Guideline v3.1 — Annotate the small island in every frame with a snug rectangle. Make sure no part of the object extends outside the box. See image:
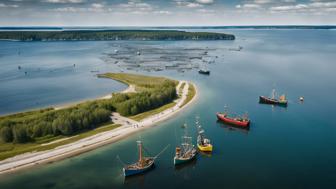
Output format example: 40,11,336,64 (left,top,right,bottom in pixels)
0,30,235,41
0,73,197,174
